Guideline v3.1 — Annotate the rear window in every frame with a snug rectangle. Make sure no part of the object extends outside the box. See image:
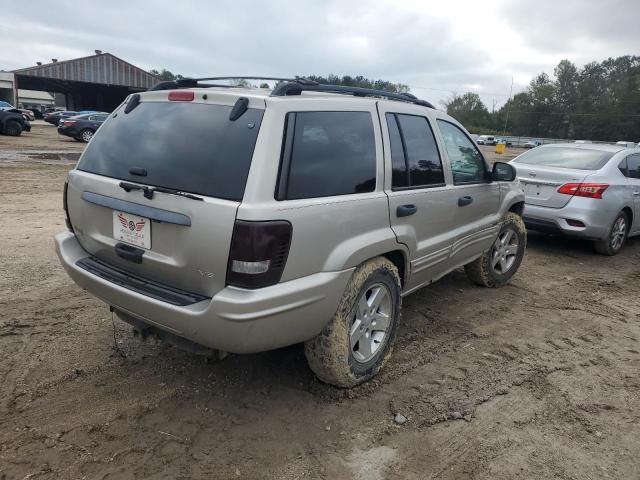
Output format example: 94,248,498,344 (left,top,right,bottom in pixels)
513,147,614,170
77,101,263,201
